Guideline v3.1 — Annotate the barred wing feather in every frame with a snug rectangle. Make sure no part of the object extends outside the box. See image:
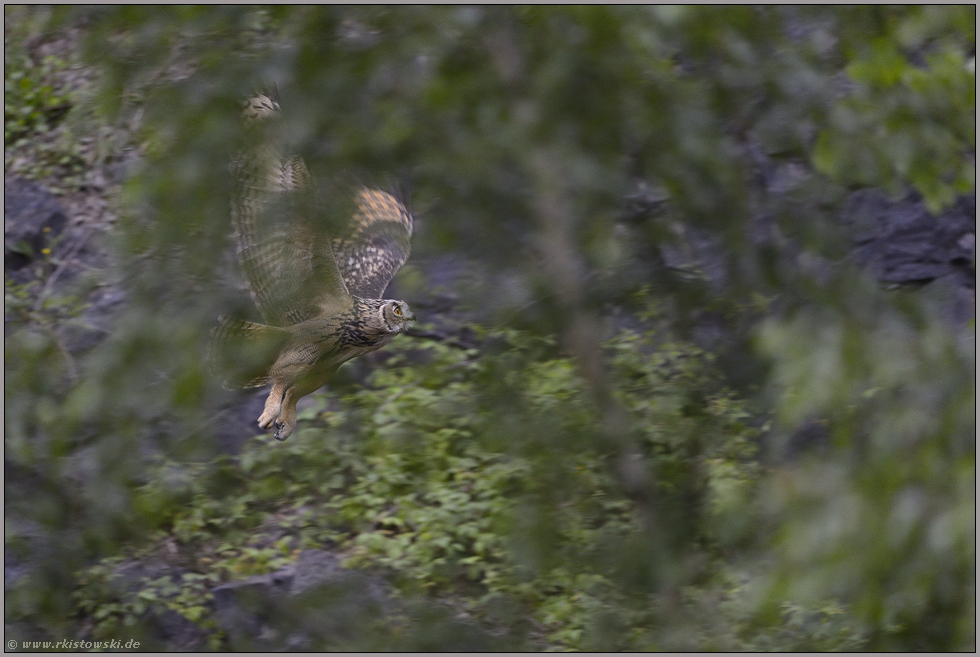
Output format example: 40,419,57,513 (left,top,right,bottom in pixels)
333,188,413,299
